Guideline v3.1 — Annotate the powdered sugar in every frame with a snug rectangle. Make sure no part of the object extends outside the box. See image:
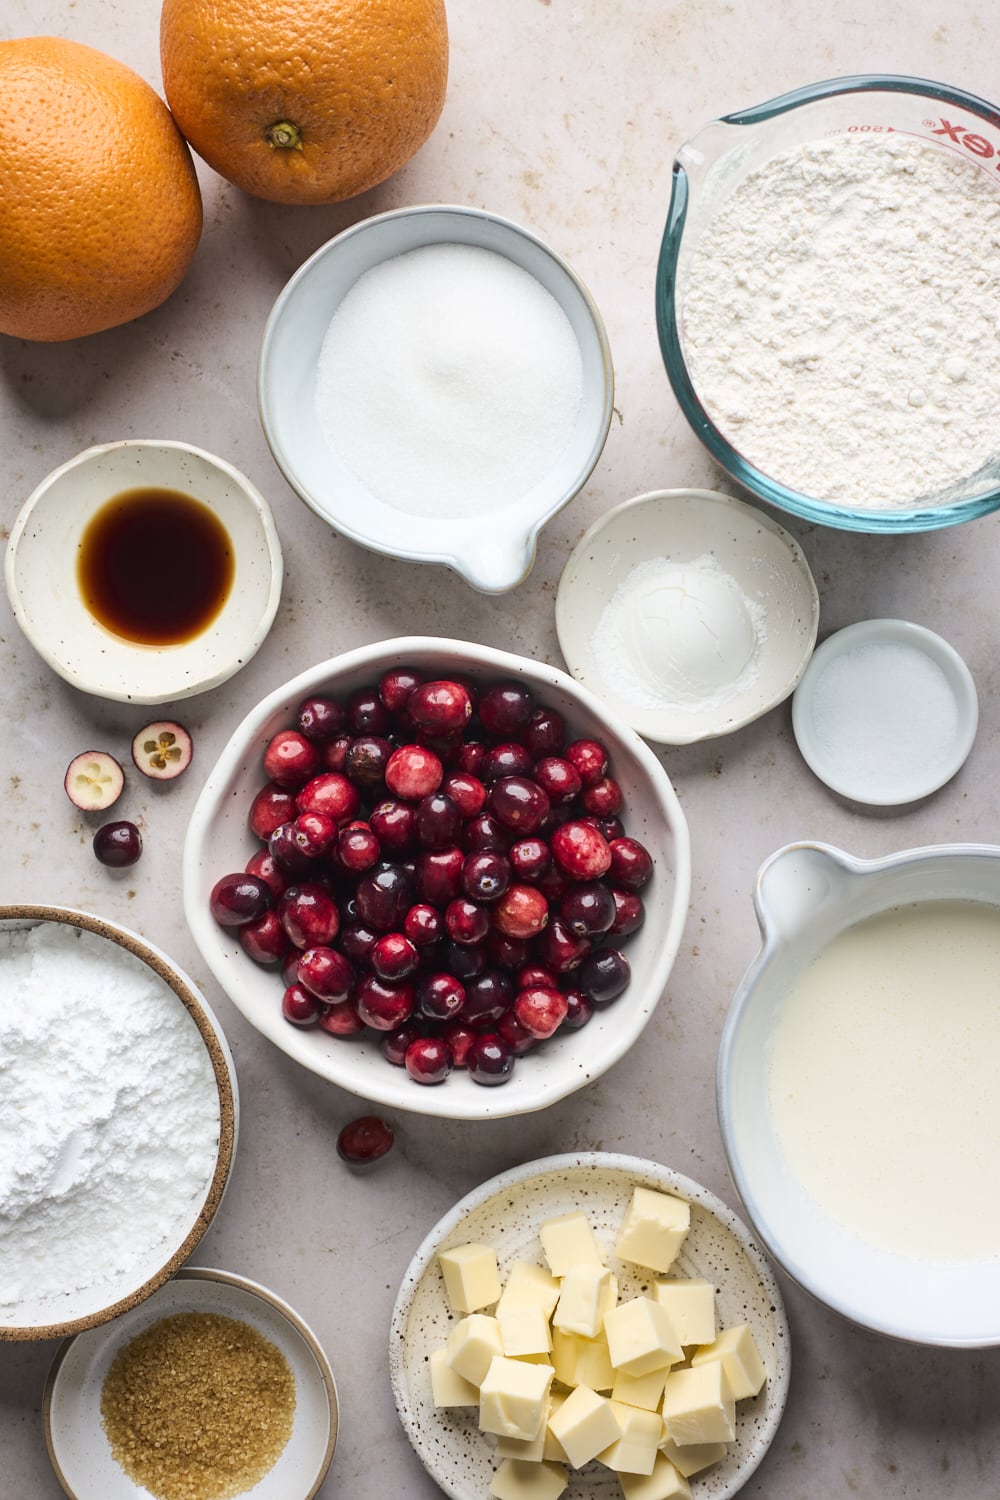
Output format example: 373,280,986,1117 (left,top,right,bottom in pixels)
682,134,1000,507
0,921,220,1315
